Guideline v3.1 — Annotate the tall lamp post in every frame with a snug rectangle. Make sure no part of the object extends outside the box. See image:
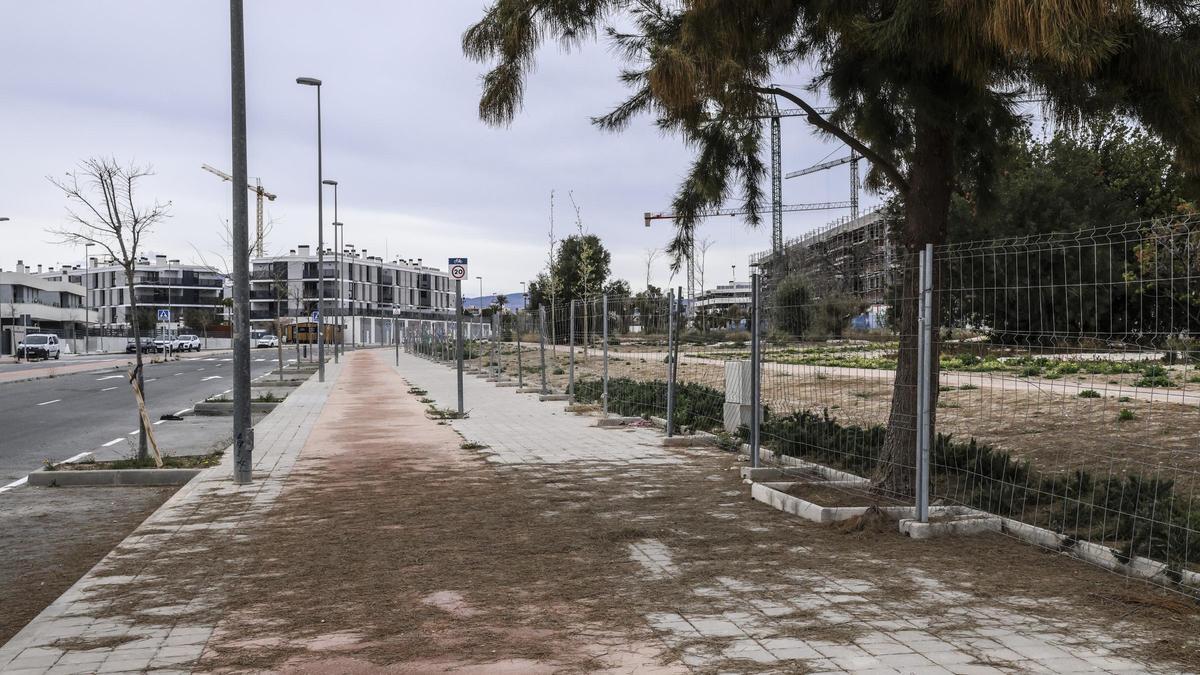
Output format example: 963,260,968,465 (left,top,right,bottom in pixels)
332,220,344,357
84,243,94,354
296,76,326,382
322,179,339,363
231,0,254,483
